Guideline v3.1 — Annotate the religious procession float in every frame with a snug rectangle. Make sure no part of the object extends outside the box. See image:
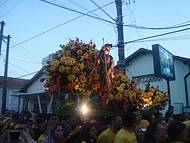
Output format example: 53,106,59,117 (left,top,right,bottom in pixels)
43,38,168,116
